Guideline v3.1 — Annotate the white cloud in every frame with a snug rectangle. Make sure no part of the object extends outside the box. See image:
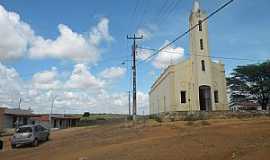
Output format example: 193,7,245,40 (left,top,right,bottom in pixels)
89,17,113,45
0,5,34,60
0,62,150,114
136,28,152,40
32,67,61,90
99,66,126,79
137,49,151,61
0,5,113,63
137,91,149,115
152,40,184,69
0,62,22,106
65,64,104,90
29,23,103,63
